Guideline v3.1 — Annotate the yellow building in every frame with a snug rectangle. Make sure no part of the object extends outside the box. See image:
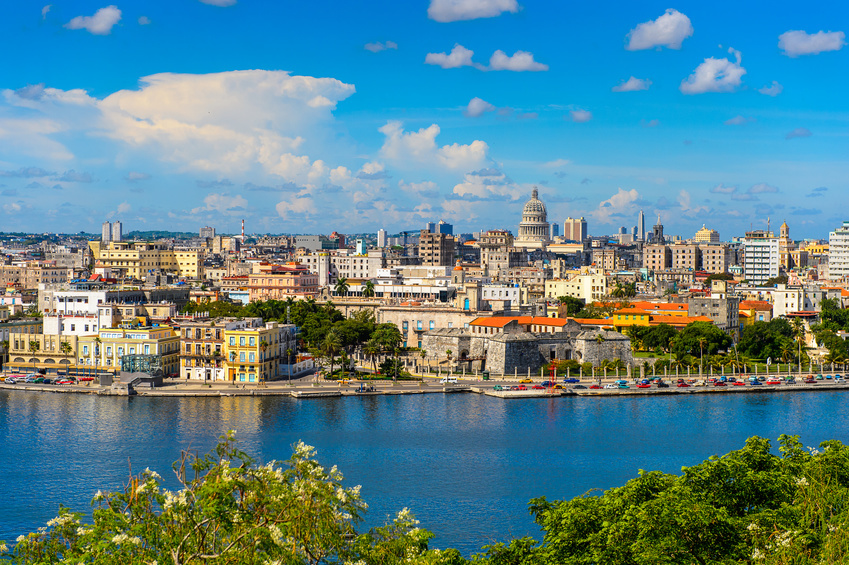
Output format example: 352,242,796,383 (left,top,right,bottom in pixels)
611,308,651,331
89,241,203,280
223,322,288,384
78,325,180,376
